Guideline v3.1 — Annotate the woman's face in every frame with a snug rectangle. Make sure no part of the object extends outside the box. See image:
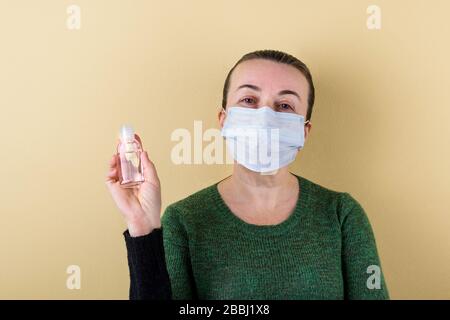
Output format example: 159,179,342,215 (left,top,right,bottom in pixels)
219,58,312,139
